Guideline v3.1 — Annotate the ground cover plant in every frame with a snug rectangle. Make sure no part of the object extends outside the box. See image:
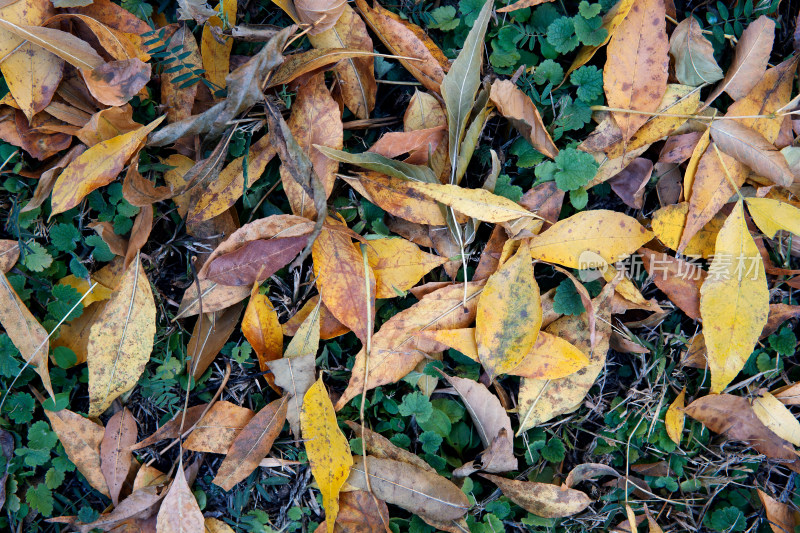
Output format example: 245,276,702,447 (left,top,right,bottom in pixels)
0,0,800,531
